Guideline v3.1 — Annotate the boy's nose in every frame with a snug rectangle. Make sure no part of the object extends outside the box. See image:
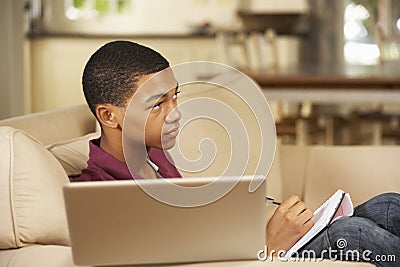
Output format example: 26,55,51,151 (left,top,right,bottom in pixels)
166,107,181,124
